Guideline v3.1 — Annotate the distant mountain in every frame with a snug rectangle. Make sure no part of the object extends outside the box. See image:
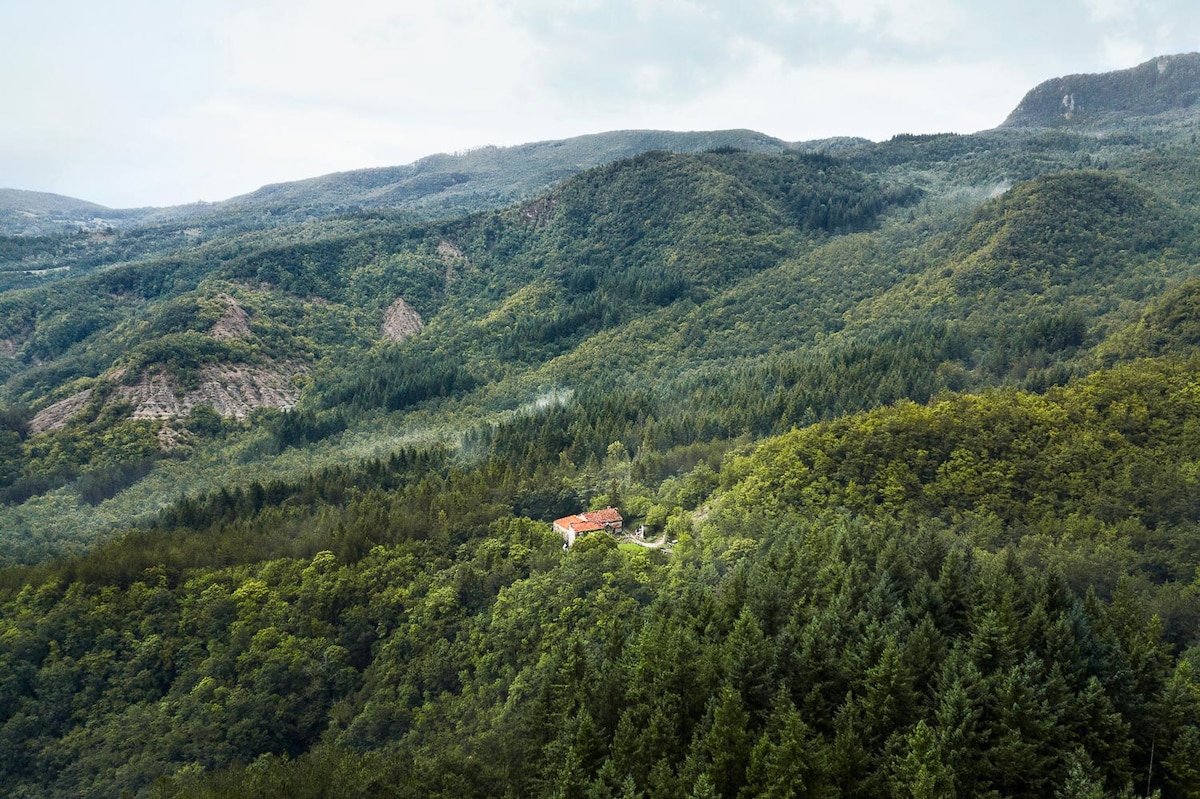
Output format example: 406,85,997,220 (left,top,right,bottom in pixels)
1001,52,1200,129
5,54,1200,555
228,130,790,206
8,56,1200,799
2,130,867,238
11,53,1200,240
144,129,811,230
0,189,147,236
